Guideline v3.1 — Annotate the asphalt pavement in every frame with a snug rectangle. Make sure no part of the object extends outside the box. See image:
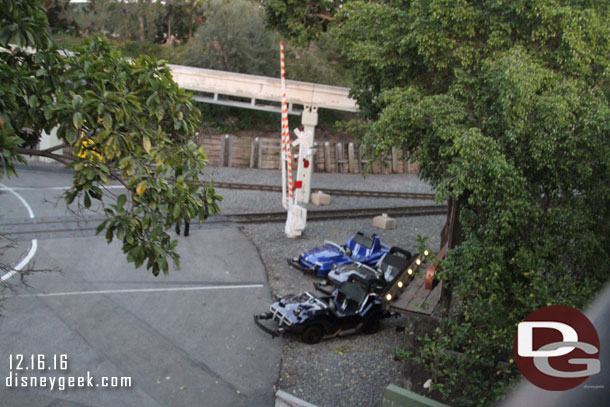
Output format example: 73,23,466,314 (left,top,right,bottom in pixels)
0,165,282,407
